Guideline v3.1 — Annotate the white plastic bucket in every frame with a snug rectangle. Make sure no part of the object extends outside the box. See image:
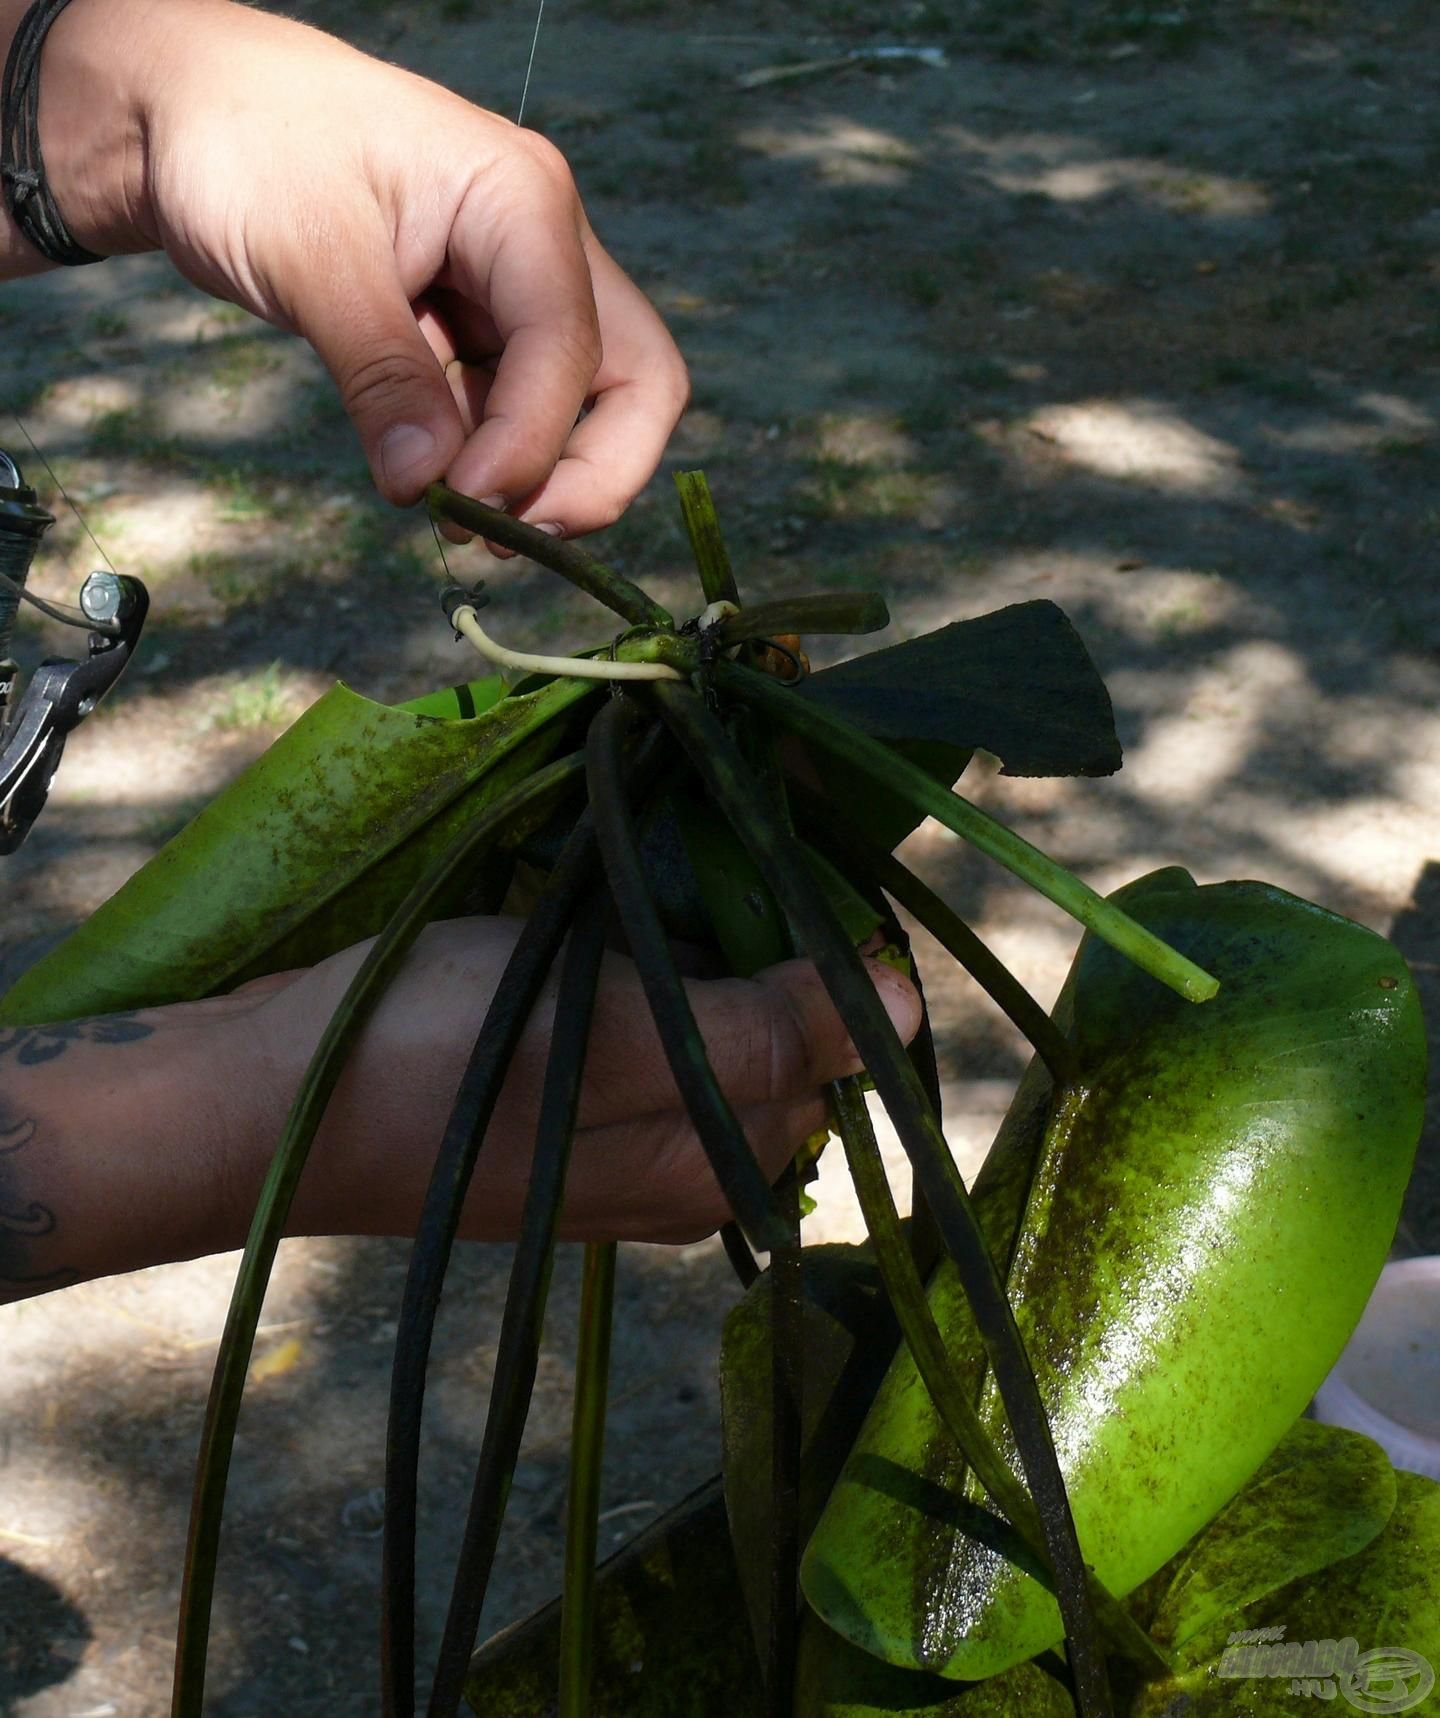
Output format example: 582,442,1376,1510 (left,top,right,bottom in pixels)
1312,1255,1440,1481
